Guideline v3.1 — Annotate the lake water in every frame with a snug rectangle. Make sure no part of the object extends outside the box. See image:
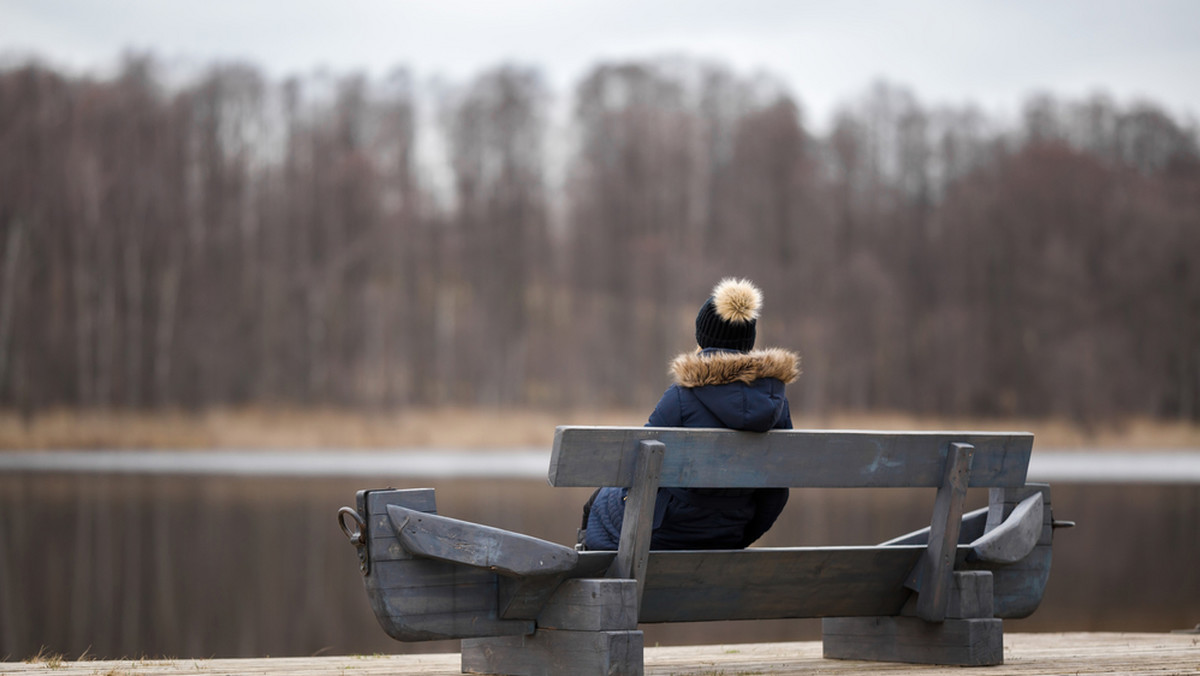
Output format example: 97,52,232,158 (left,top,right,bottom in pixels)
4,448,1199,482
